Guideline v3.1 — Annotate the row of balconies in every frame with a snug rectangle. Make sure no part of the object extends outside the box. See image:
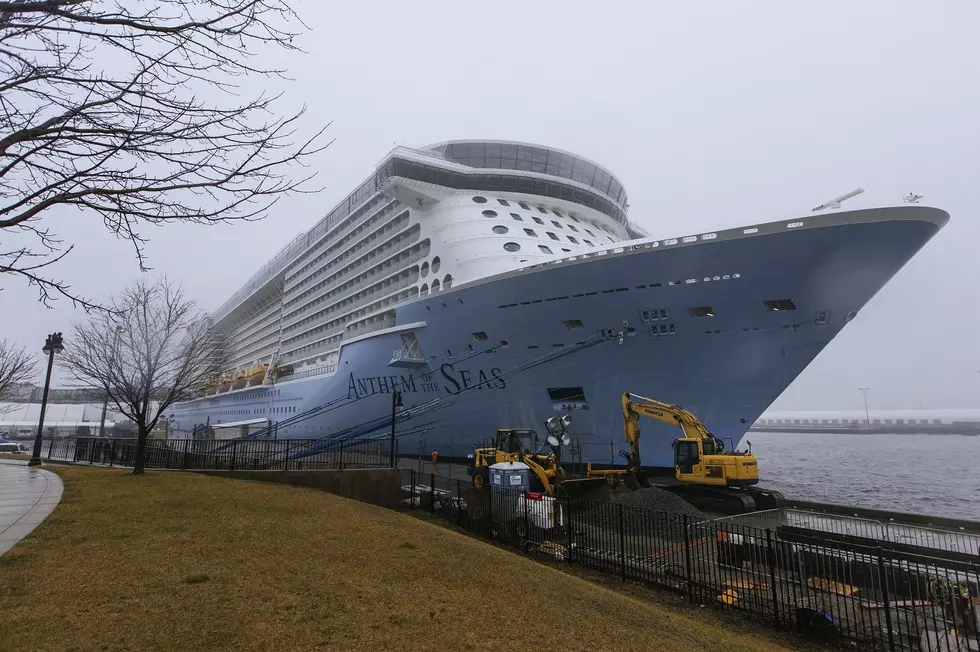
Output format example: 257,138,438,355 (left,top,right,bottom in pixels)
286,191,388,281
282,226,422,323
285,203,404,292
280,270,419,354
282,248,424,335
